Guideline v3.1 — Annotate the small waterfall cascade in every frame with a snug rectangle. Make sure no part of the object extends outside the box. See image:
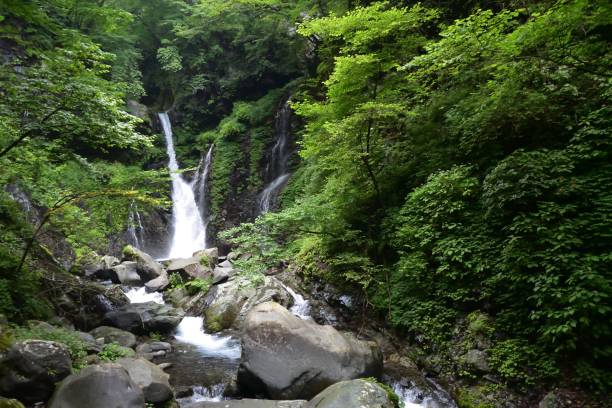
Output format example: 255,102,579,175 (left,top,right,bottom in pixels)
159,112,207,259
258,99,293,214
174,316,241,359
192,144,214,246
127,201,146,250
279,282,311,319
124,287,165,304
